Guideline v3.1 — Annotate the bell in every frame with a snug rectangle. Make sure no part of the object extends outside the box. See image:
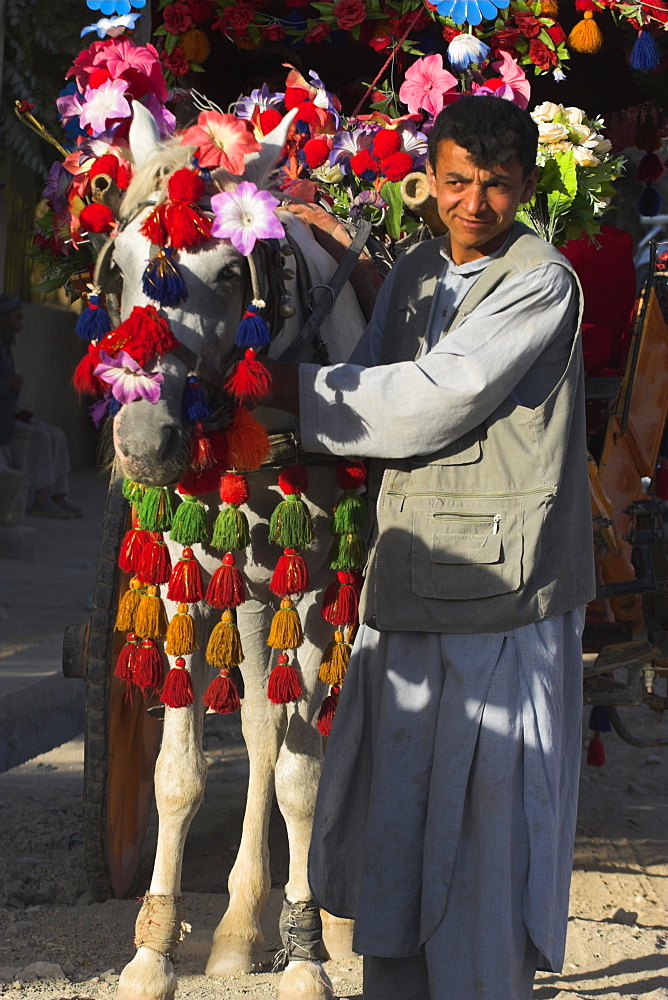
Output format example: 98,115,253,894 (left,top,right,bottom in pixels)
280,296,296,318
281,245,294,257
